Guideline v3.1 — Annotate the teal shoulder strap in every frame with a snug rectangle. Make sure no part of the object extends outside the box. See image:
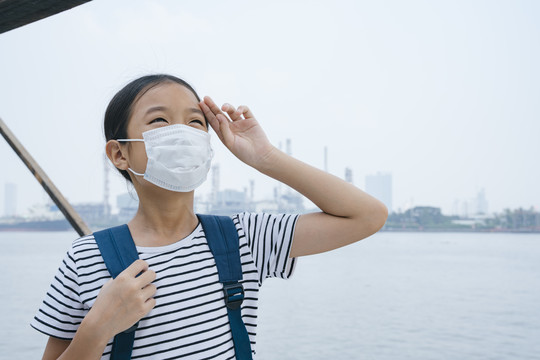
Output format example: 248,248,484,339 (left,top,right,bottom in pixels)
197,214,253,360
94,225,139,360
